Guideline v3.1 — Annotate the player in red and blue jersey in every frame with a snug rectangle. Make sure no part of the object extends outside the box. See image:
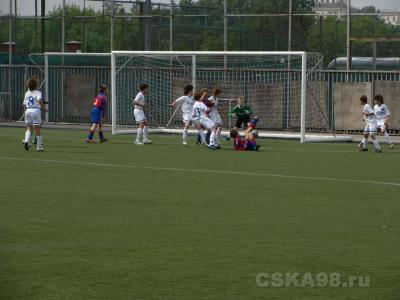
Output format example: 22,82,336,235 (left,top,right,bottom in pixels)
229,116,261,151
87,84,108,143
